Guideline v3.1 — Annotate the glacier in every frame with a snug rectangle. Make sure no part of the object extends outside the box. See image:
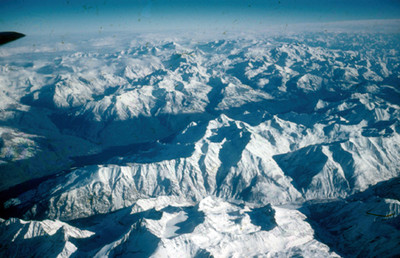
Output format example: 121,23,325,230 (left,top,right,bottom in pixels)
0,31,400,257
